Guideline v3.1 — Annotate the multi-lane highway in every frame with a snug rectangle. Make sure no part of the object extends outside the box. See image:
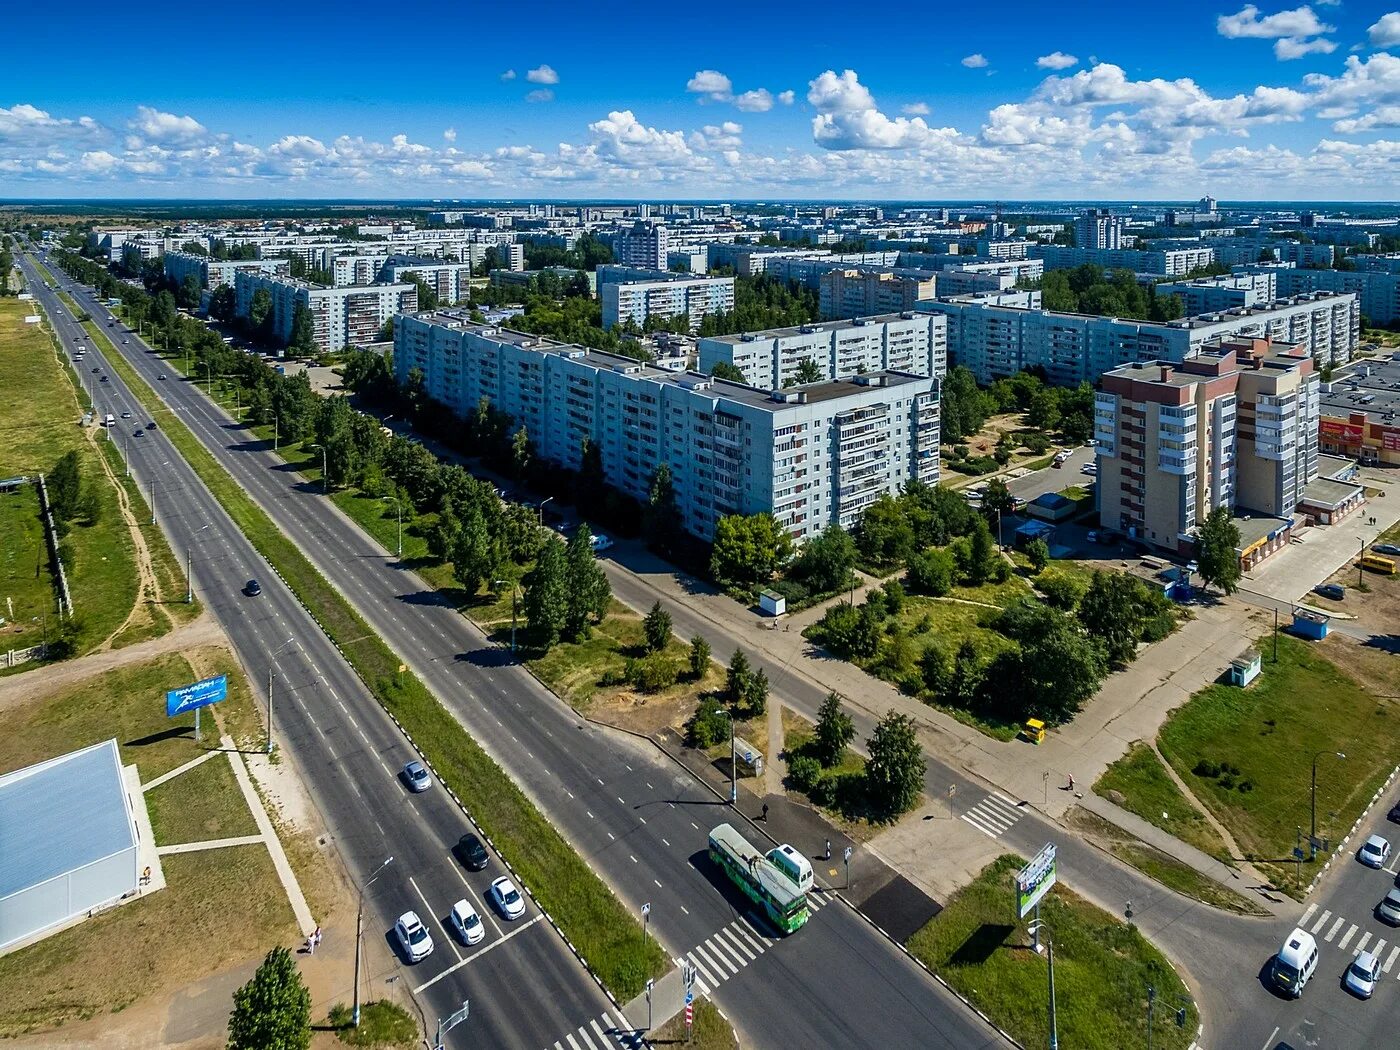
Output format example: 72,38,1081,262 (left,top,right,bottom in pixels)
21,253,622,1050
32,253,1011,1049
